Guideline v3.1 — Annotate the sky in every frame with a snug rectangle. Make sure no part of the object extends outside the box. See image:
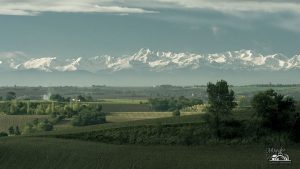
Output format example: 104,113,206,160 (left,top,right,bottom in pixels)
1,0,300,58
